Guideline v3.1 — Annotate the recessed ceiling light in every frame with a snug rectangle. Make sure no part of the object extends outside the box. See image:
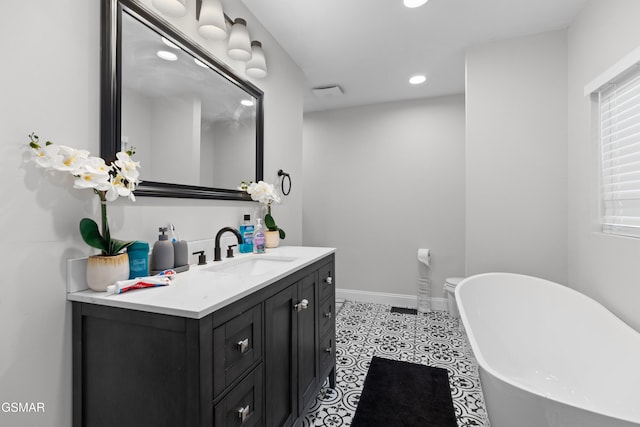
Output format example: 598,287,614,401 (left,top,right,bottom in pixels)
194,58,209,68
404,0,429,8
157,50,178,61
161,37,179,49
241,99,254,107
409,74,427,85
